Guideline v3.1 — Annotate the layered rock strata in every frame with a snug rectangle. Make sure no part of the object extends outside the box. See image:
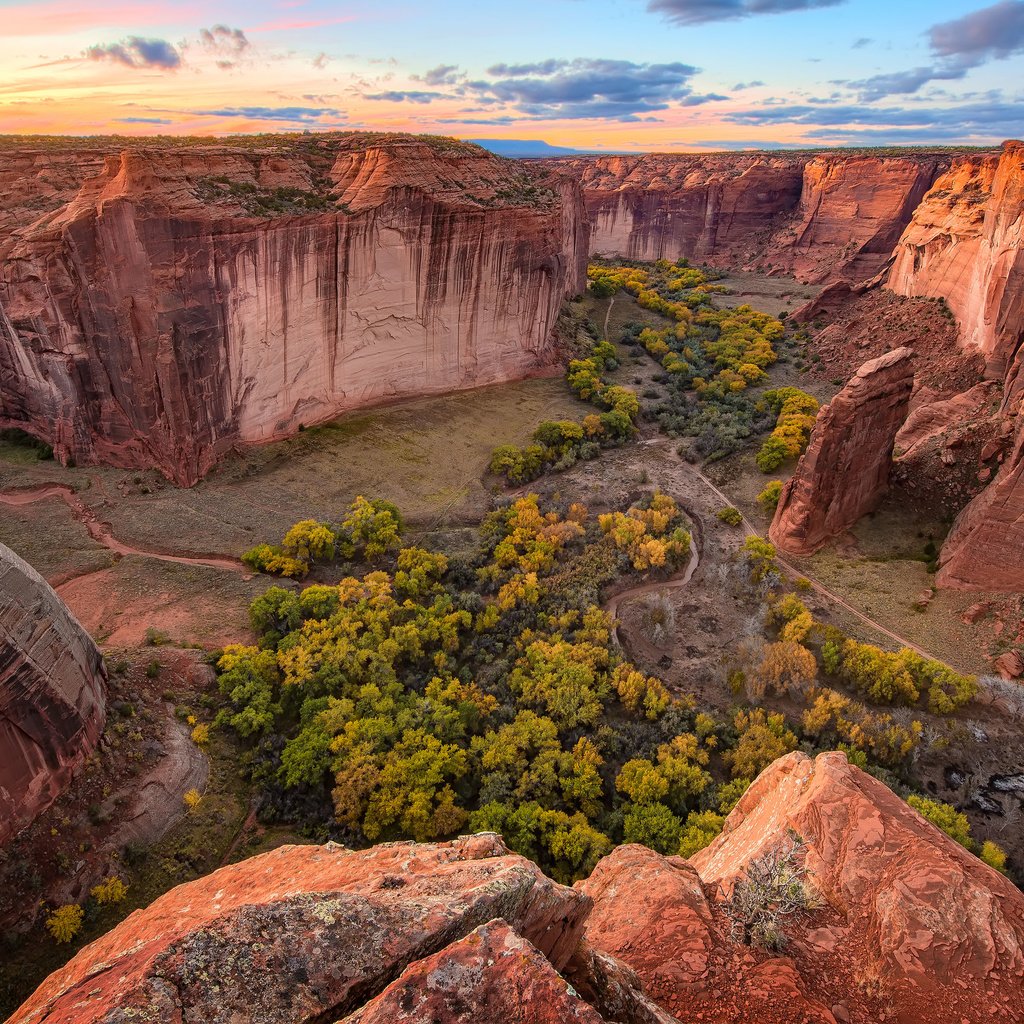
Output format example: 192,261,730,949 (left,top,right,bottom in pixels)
888,141,1024,397
0,542,106,845
12,752,1024,1024
0,135,588,485
770,347,916,555
547,151,950,283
